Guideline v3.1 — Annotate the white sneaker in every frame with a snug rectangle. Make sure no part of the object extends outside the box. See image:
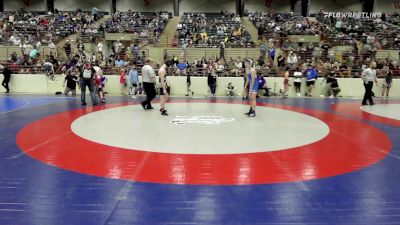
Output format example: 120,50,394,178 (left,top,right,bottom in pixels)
329,95,334,98
132,96,137,99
